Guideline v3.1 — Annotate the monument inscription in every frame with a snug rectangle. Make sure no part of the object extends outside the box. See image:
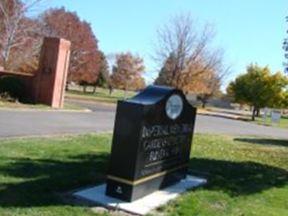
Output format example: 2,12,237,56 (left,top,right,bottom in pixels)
106,85,197,202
